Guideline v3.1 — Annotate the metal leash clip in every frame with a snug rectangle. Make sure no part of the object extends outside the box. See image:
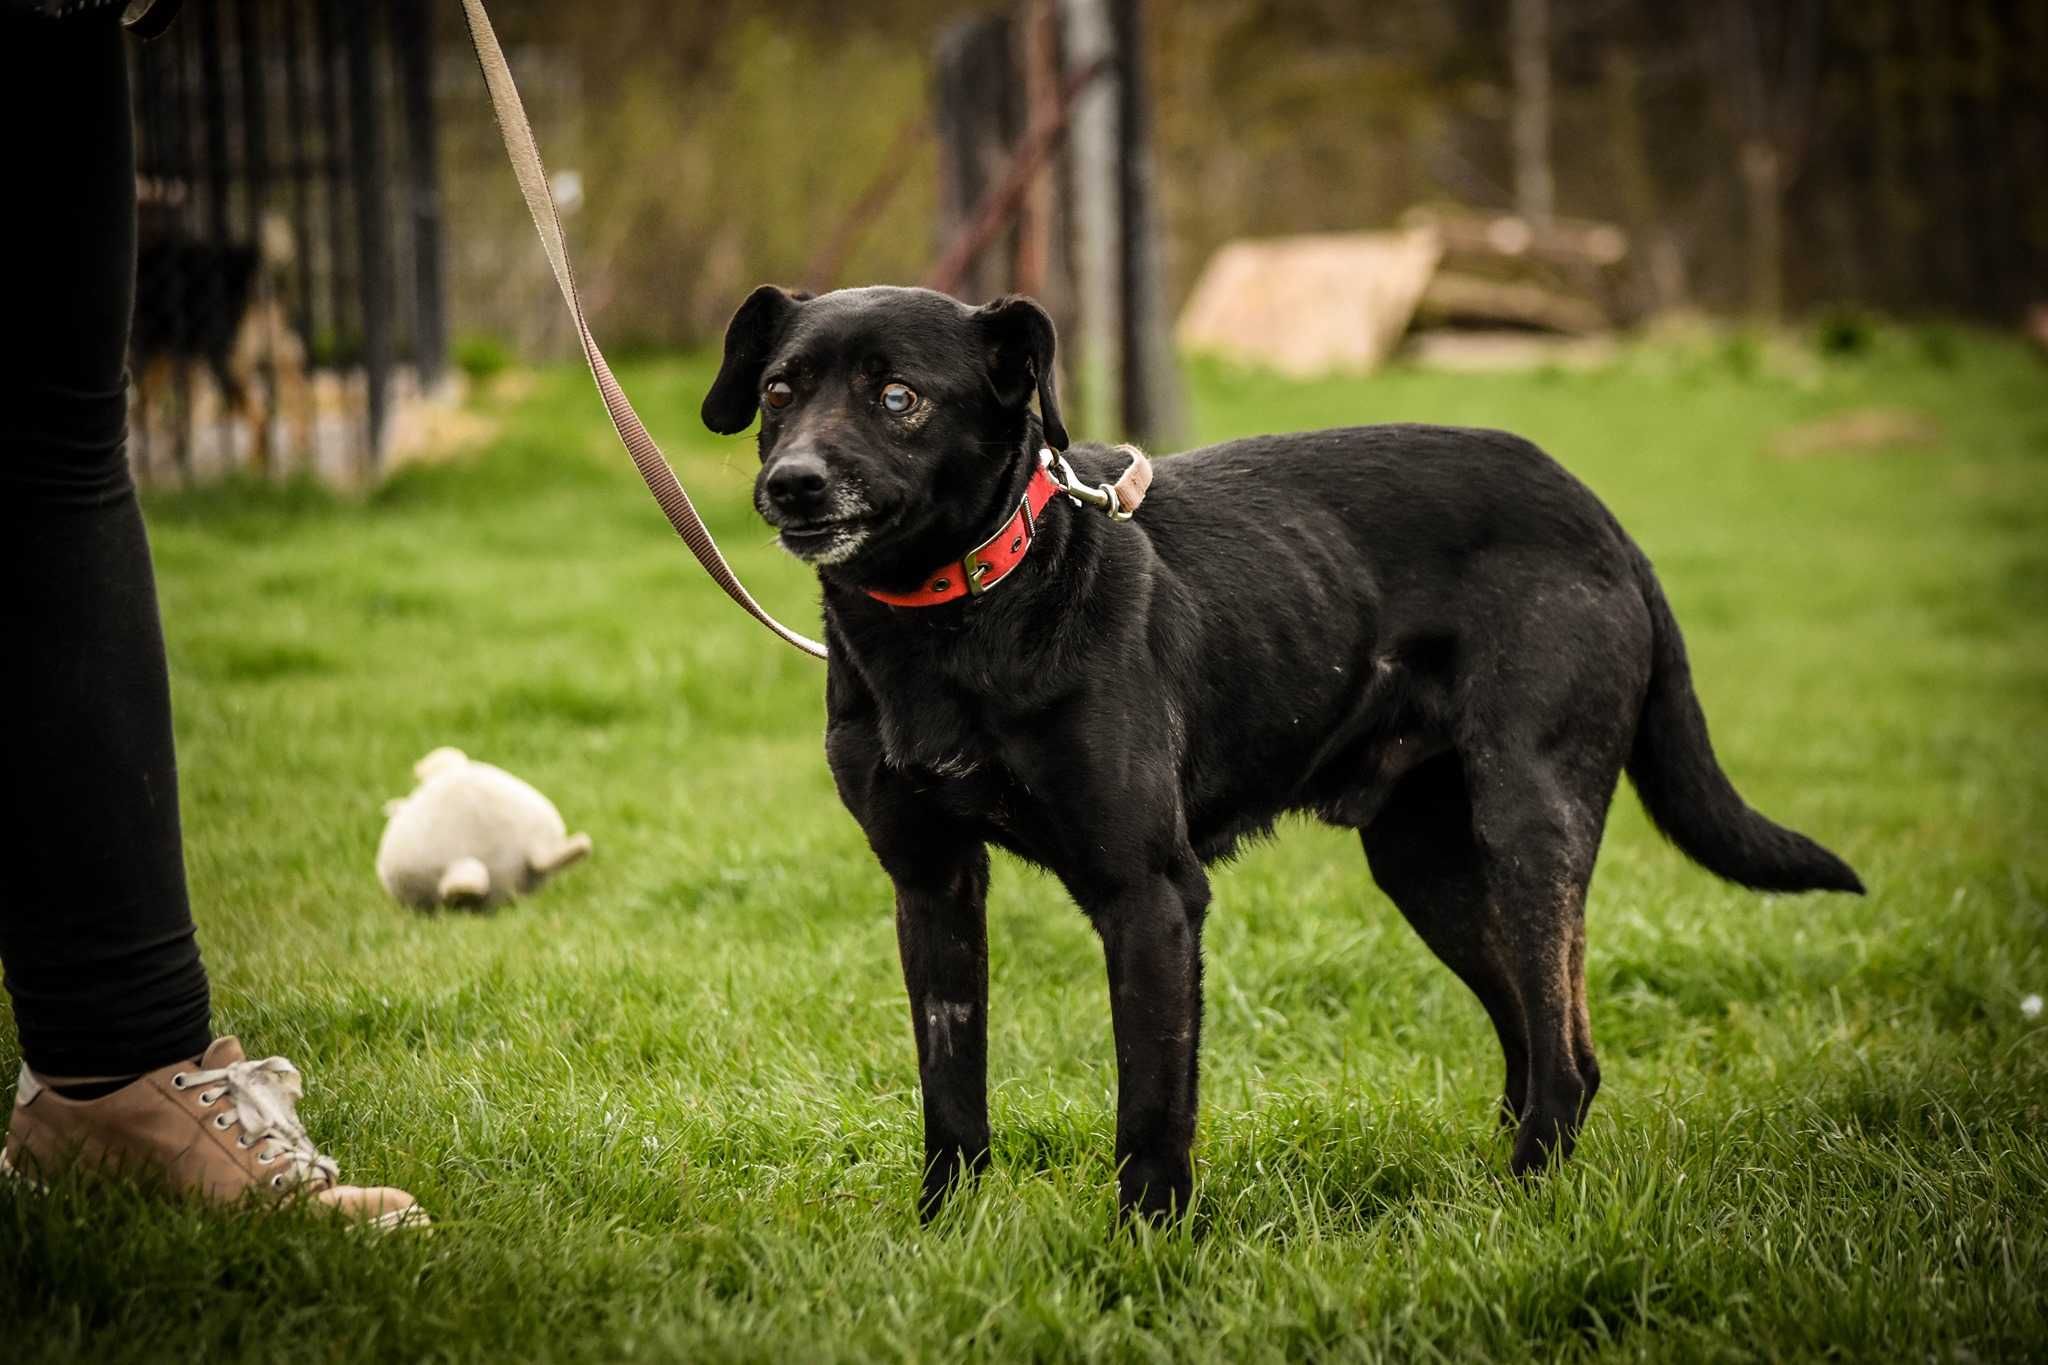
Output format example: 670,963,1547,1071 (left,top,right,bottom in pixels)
1040,446,1145,522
